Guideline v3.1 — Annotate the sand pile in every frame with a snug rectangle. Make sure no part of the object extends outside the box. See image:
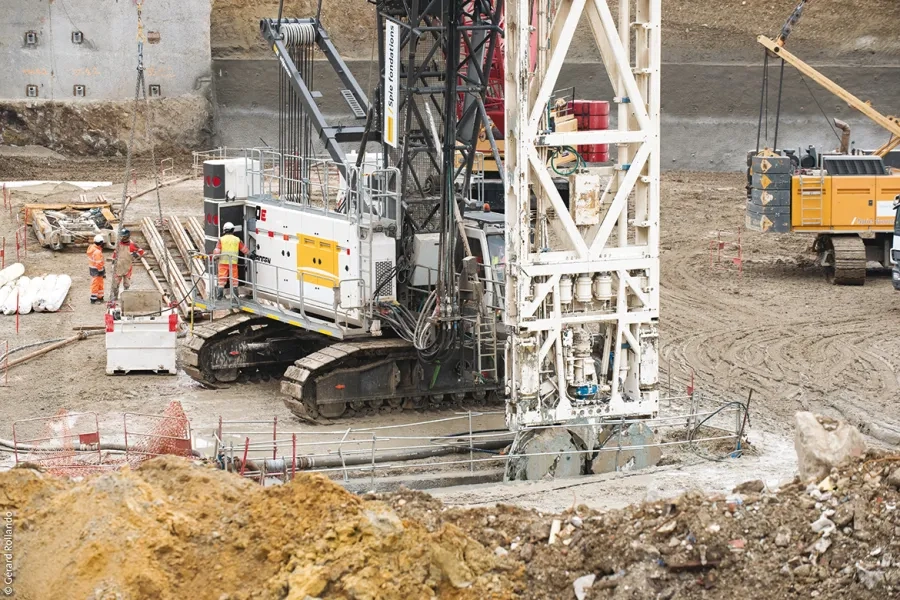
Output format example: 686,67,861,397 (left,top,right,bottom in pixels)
1,457,521,600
